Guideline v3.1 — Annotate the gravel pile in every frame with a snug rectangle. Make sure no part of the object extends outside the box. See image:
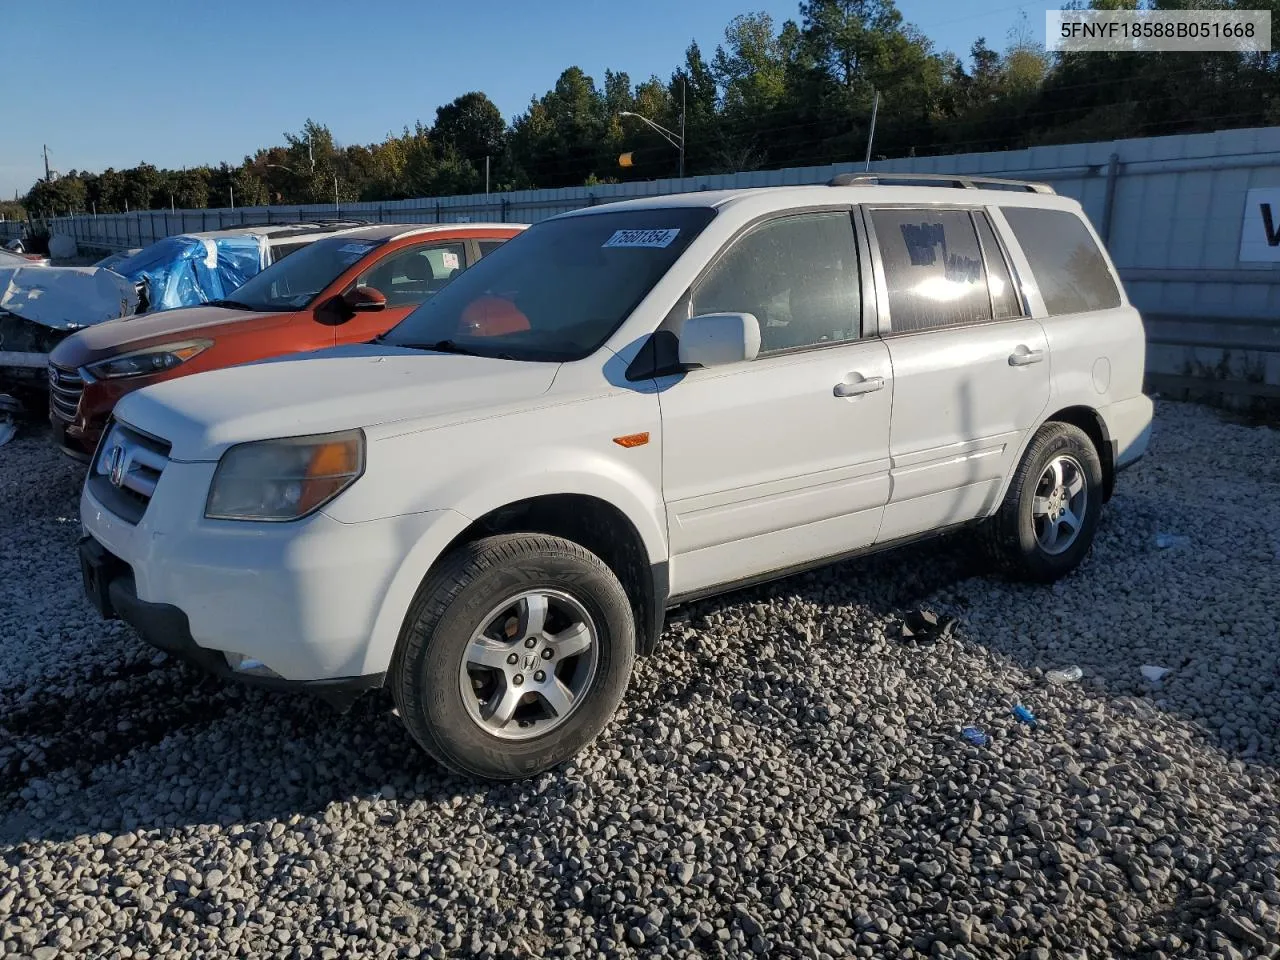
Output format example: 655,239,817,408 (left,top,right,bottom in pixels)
2,400,1279,960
